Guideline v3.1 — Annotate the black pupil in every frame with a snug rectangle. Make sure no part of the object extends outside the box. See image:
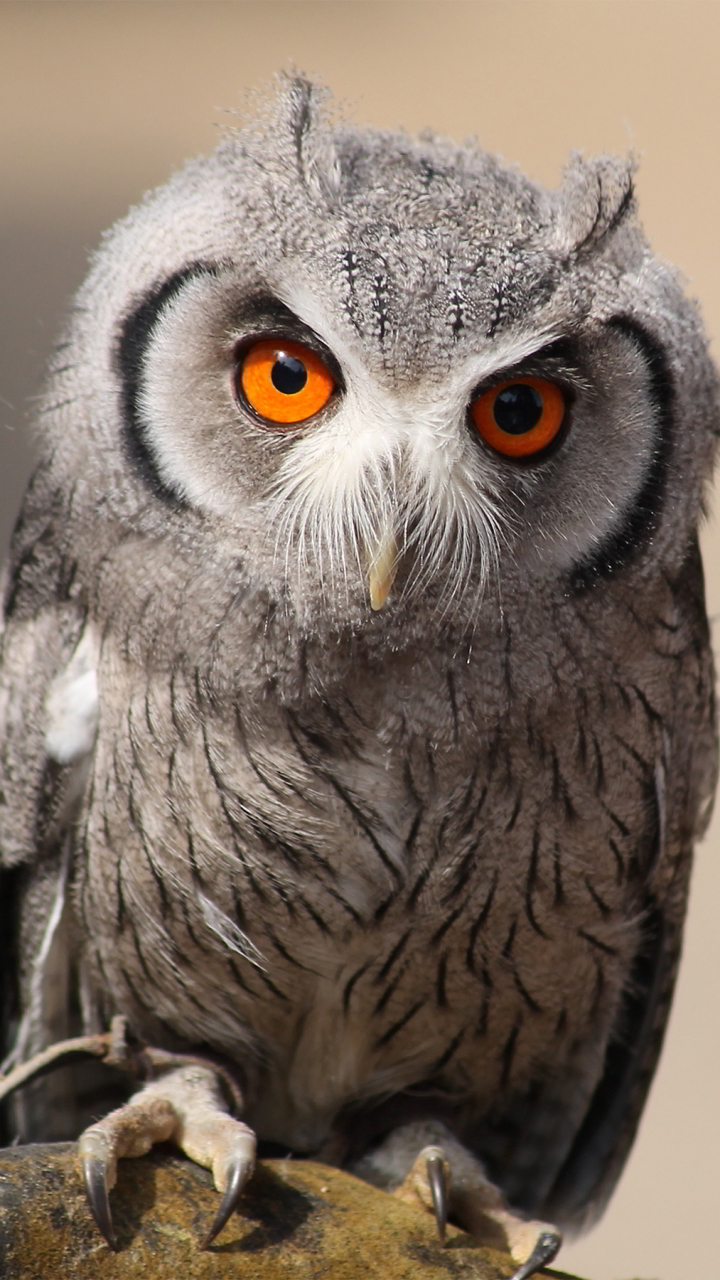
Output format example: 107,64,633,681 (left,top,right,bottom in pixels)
271,352,308,395
493,383,544,434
